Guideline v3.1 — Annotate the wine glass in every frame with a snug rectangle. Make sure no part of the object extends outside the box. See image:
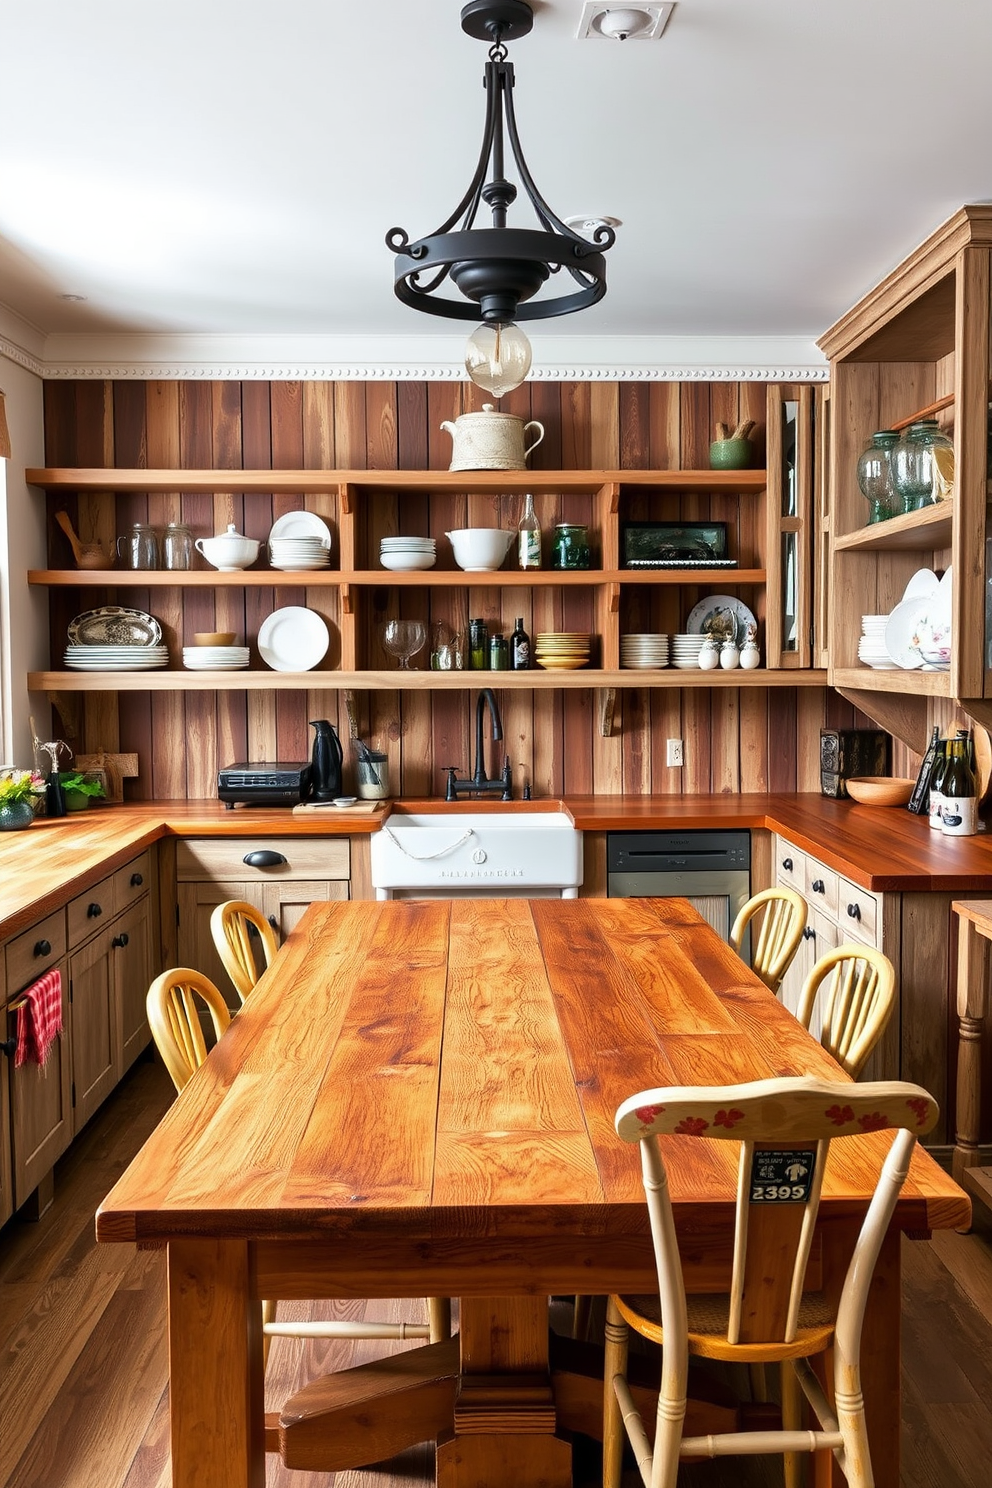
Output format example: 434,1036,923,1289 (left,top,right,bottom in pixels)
381,619,427,670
